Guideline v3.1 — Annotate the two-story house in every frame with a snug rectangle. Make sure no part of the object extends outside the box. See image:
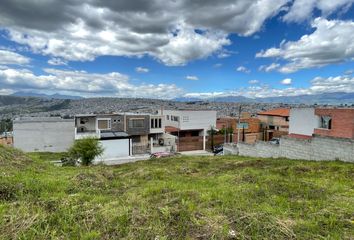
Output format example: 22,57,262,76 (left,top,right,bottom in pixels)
162,110,217,151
